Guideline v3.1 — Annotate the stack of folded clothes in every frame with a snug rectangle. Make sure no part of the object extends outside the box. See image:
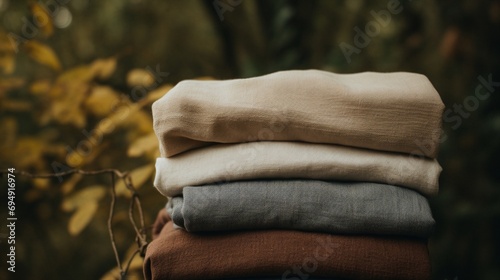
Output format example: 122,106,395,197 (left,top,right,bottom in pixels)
144,70,444,280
